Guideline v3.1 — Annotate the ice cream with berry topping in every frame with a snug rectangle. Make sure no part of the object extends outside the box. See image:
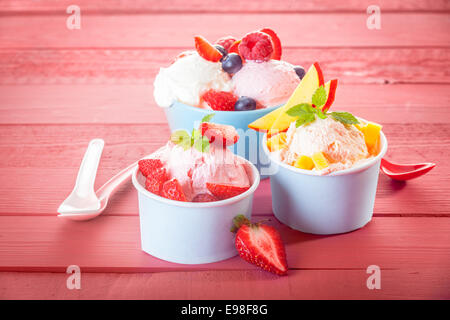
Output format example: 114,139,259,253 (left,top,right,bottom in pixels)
153,28,303,111
249,62,383,175
138,118,252,202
